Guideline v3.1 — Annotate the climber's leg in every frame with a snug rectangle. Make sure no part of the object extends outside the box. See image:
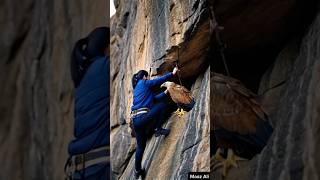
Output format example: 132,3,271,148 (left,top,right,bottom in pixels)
132,114,148,172
146,102,168,128
82,164,109,180
71,163,109,179
135,131,147,172
133,102,170,138
142,102,170,137
133,102,168,129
